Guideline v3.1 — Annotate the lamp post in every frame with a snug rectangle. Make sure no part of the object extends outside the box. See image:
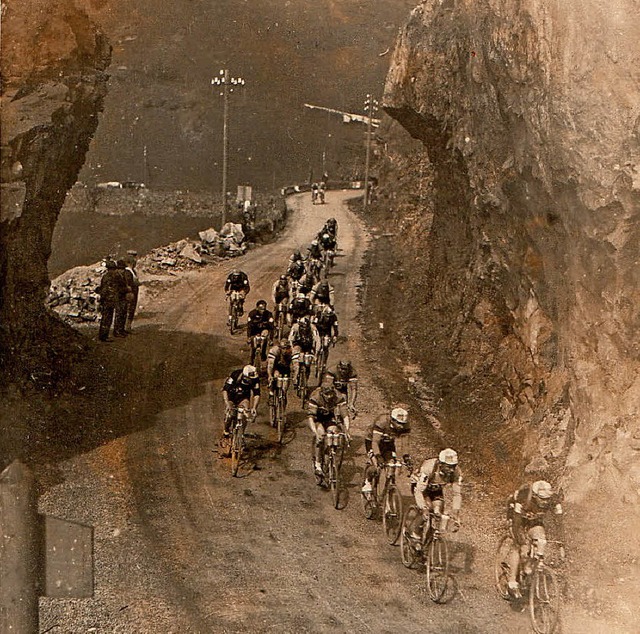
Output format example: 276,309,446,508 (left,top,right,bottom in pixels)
363,94,379,209
212,69,245,226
